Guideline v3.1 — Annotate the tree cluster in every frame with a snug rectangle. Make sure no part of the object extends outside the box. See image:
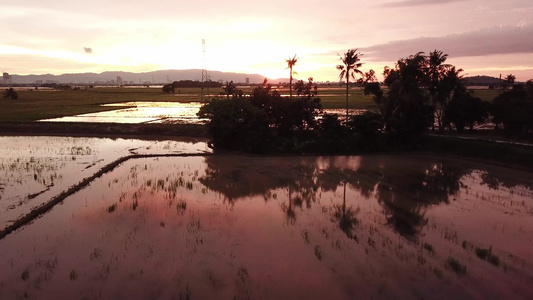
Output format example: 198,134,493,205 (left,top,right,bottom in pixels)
198,79,321,153
3,88,18,100
199,49,531,153
198,78,389,153
361,50,490,140
162,80,222,93
491,81,533,135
